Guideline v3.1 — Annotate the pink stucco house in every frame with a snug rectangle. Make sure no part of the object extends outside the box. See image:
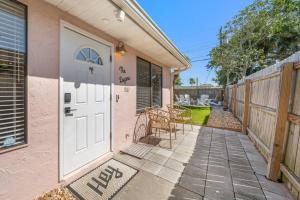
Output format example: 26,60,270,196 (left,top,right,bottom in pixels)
0,0,190,199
